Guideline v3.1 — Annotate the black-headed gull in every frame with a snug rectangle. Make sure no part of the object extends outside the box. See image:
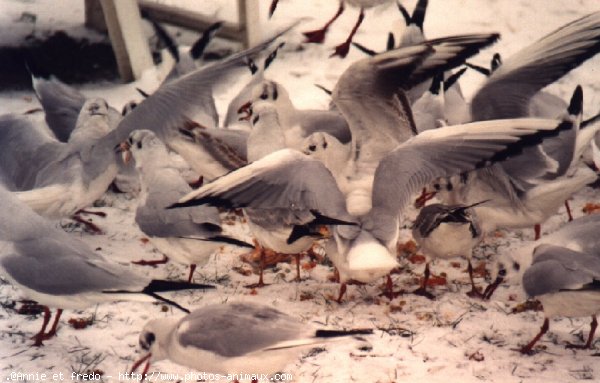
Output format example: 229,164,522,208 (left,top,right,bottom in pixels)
519,239,600,354
412,202,487,299
132,302,372,376
175,102,357,287
0,183,214,347
127,130,252,282
171,35,573,302
428,86,599,240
